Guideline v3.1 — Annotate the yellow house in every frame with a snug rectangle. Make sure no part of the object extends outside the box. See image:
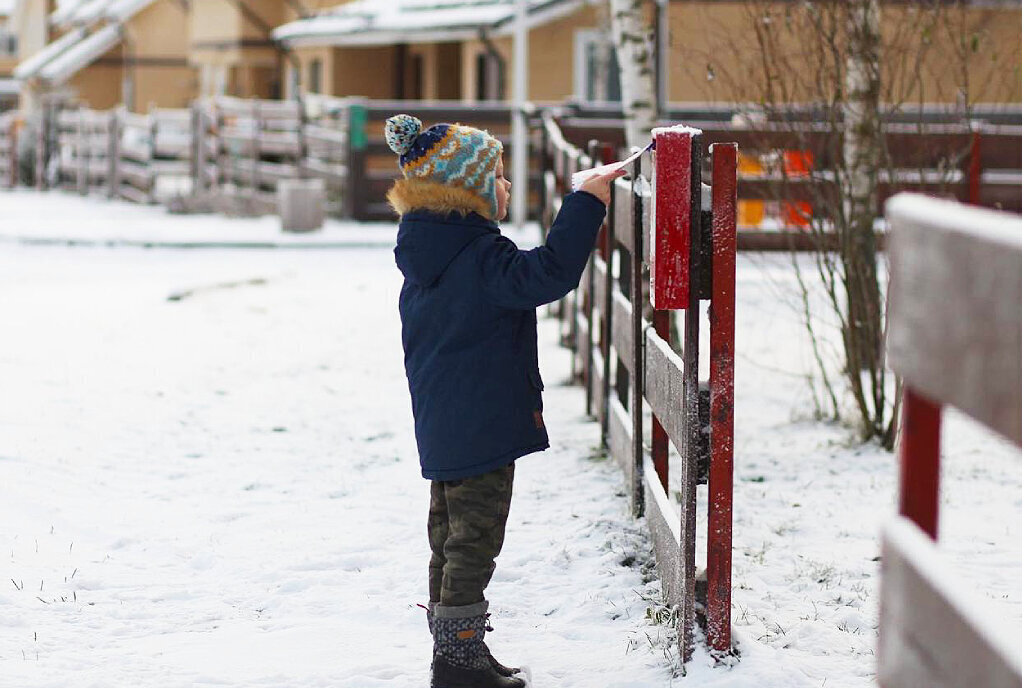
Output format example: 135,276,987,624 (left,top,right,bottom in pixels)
14,0,193,112
273,0,1022,107
188,0,343,100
